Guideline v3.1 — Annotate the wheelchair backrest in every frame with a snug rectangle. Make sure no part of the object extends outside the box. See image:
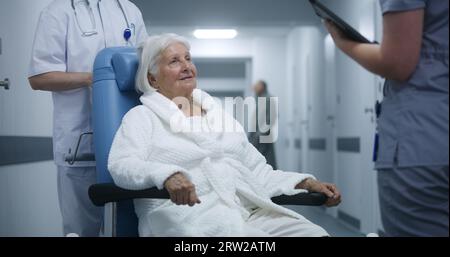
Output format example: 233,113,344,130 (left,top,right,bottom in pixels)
92,47,141,236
